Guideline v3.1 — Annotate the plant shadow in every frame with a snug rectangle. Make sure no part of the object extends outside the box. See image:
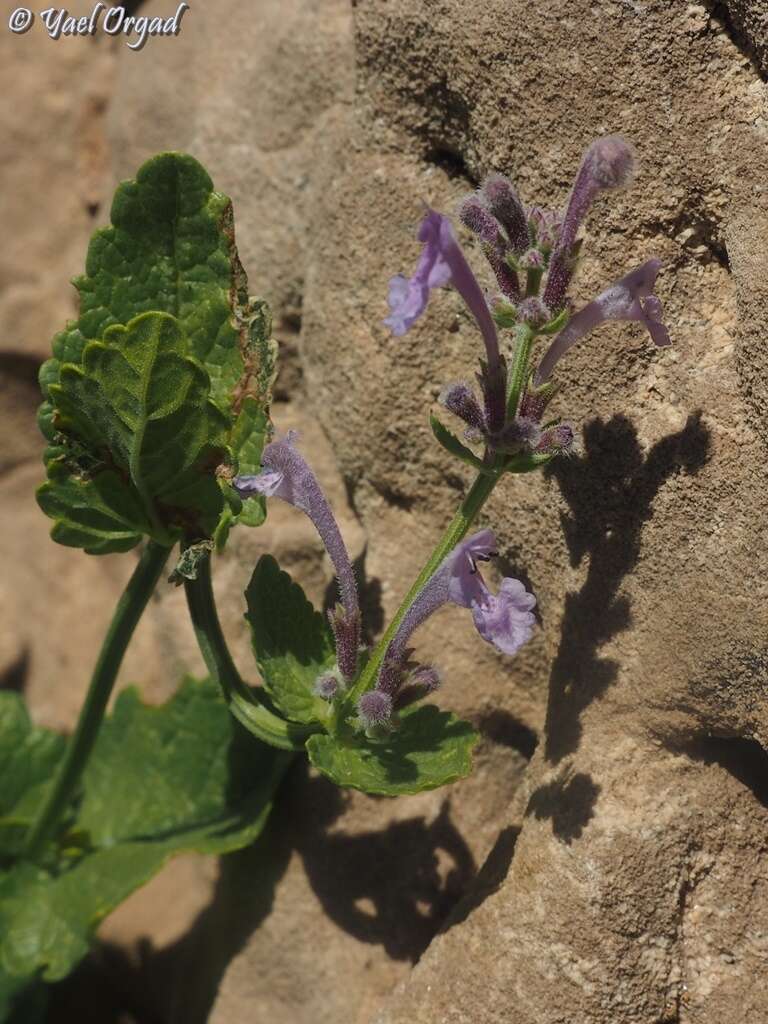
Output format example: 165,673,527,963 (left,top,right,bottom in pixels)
289,767,476,963
48,757,477,1023
542,412,710,765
